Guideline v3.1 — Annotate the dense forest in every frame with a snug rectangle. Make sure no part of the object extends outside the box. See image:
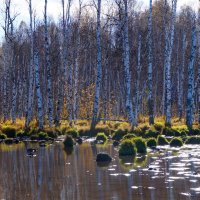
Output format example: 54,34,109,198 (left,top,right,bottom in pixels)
0,0,199,130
